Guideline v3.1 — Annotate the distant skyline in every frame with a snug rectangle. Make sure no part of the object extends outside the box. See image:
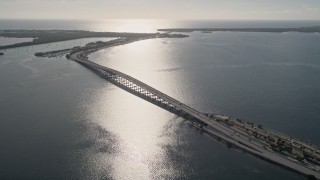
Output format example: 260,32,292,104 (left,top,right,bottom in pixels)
1,0,320,20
